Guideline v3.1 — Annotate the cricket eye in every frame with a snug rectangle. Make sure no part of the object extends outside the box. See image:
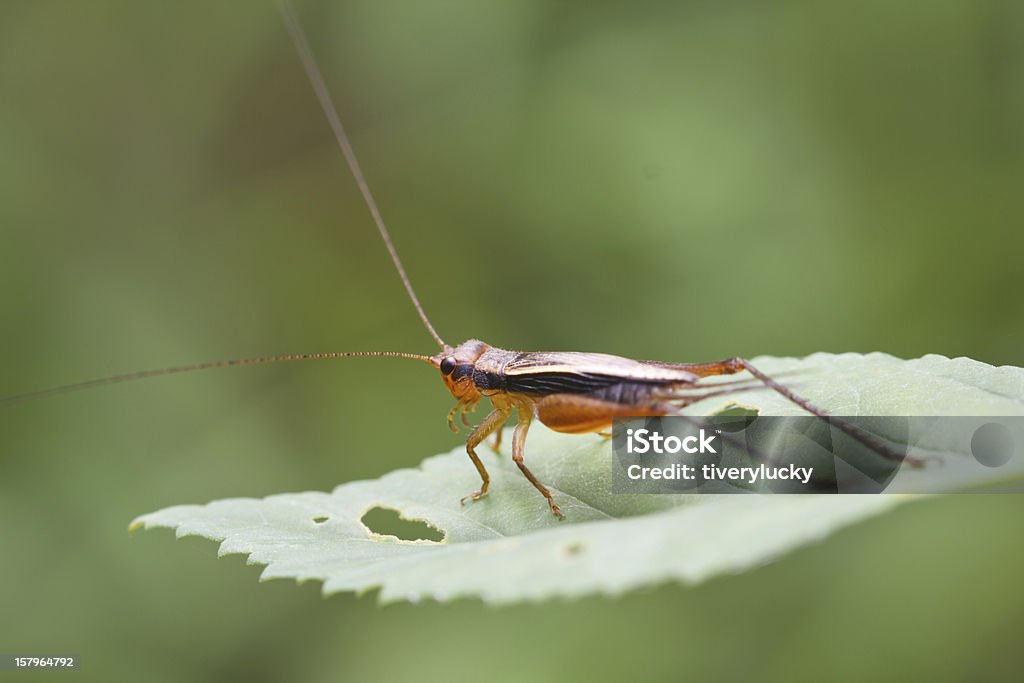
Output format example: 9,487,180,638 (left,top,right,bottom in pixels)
440,357,457,376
